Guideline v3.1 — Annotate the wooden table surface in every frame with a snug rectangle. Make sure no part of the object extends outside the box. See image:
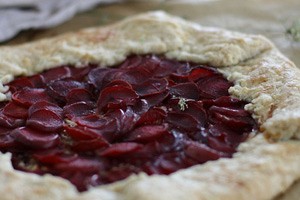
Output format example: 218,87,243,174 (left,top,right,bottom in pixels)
1,1,300,199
